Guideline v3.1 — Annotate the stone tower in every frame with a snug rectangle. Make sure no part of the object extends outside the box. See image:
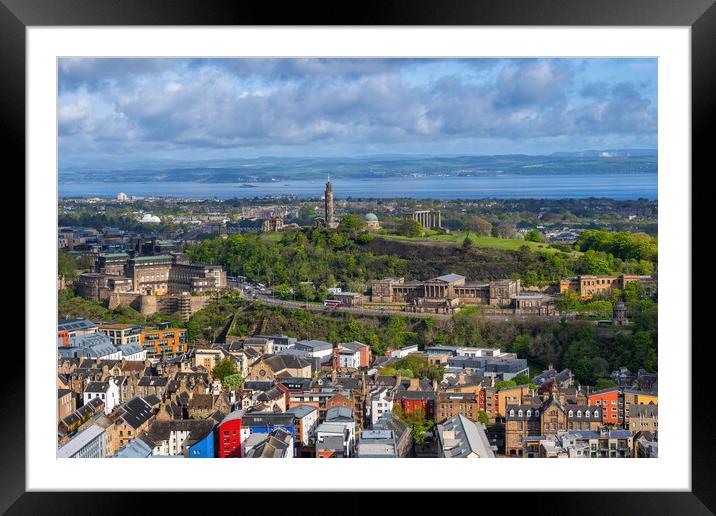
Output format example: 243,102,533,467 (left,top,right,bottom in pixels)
612,299,629,326
324,176,337,228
